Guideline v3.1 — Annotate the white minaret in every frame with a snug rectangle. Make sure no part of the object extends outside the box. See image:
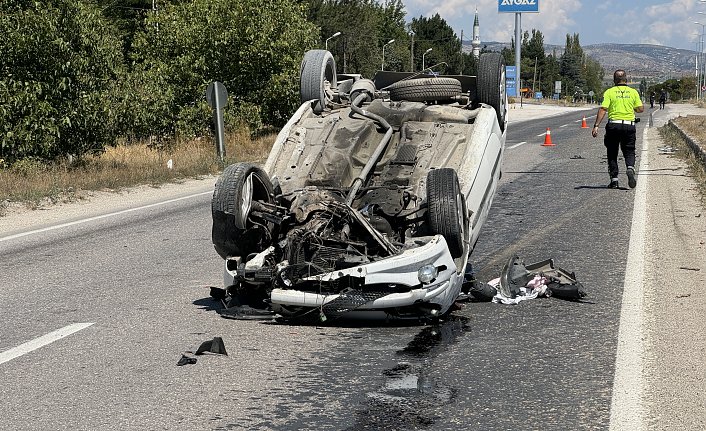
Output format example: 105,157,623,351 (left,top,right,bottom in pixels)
472,8,481,59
